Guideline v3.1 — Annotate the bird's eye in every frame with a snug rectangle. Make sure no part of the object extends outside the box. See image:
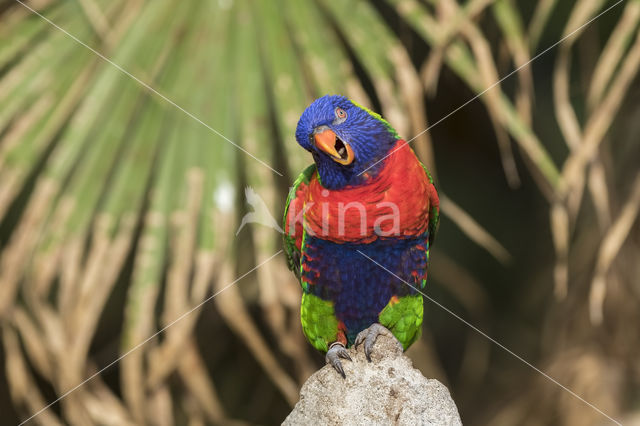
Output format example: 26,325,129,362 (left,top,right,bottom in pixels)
335,107,347,120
